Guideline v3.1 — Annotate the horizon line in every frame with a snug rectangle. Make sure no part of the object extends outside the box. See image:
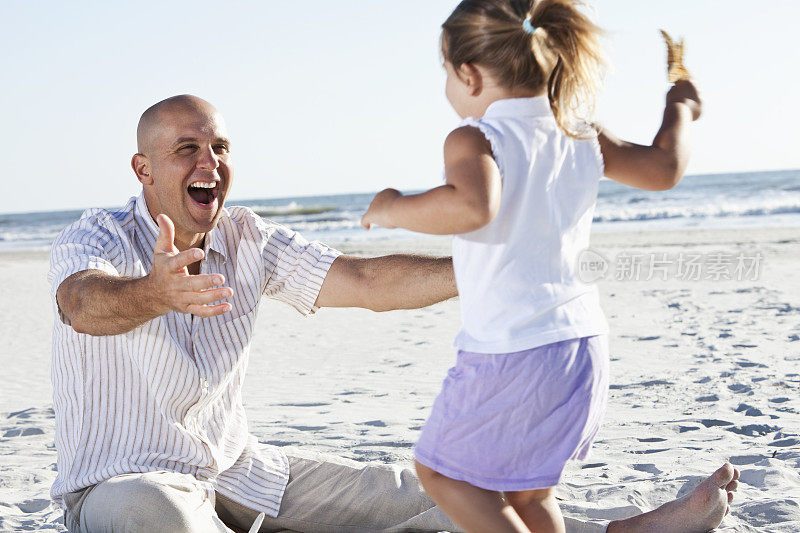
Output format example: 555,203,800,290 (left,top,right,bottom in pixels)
2,167,798,217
